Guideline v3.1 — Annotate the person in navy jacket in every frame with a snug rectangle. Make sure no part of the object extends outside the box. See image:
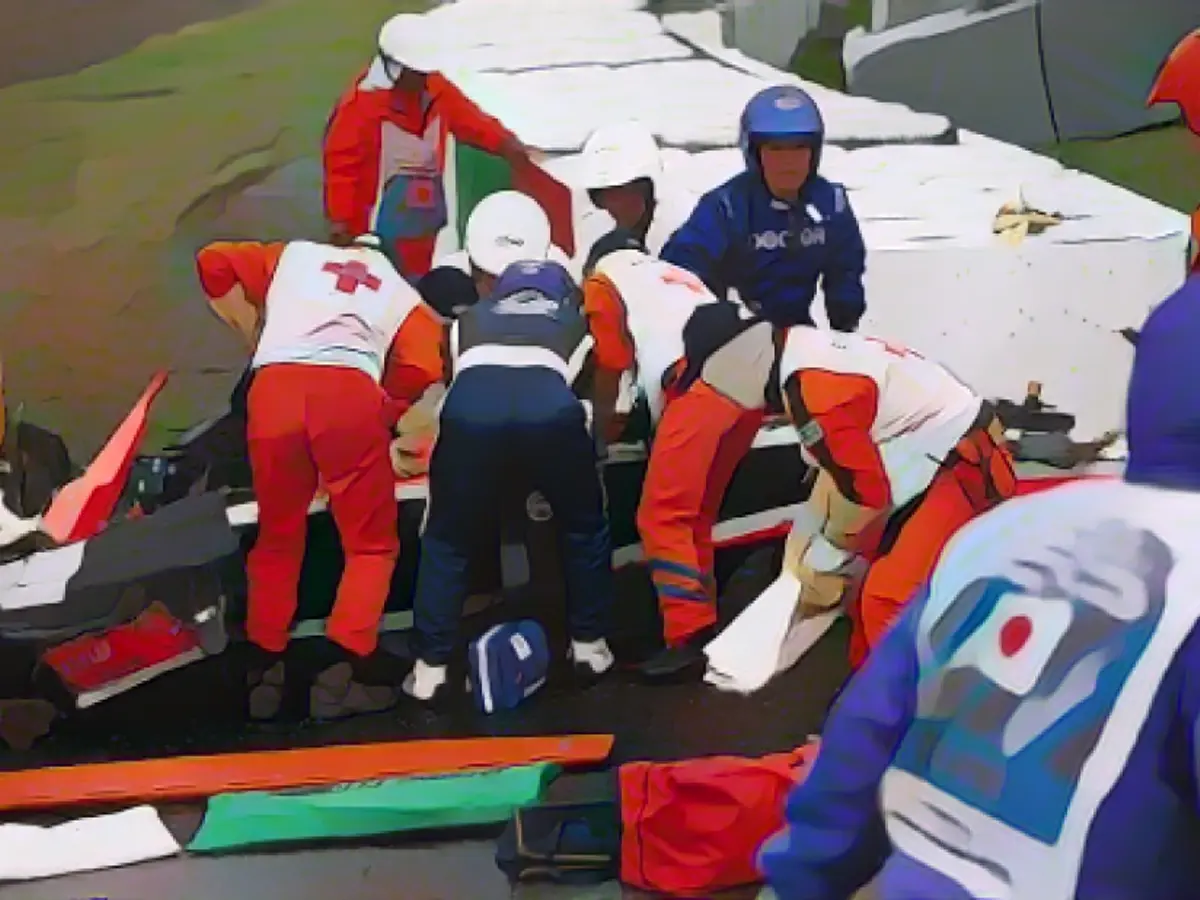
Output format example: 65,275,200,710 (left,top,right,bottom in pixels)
403,256,616,709
661,84,866,332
